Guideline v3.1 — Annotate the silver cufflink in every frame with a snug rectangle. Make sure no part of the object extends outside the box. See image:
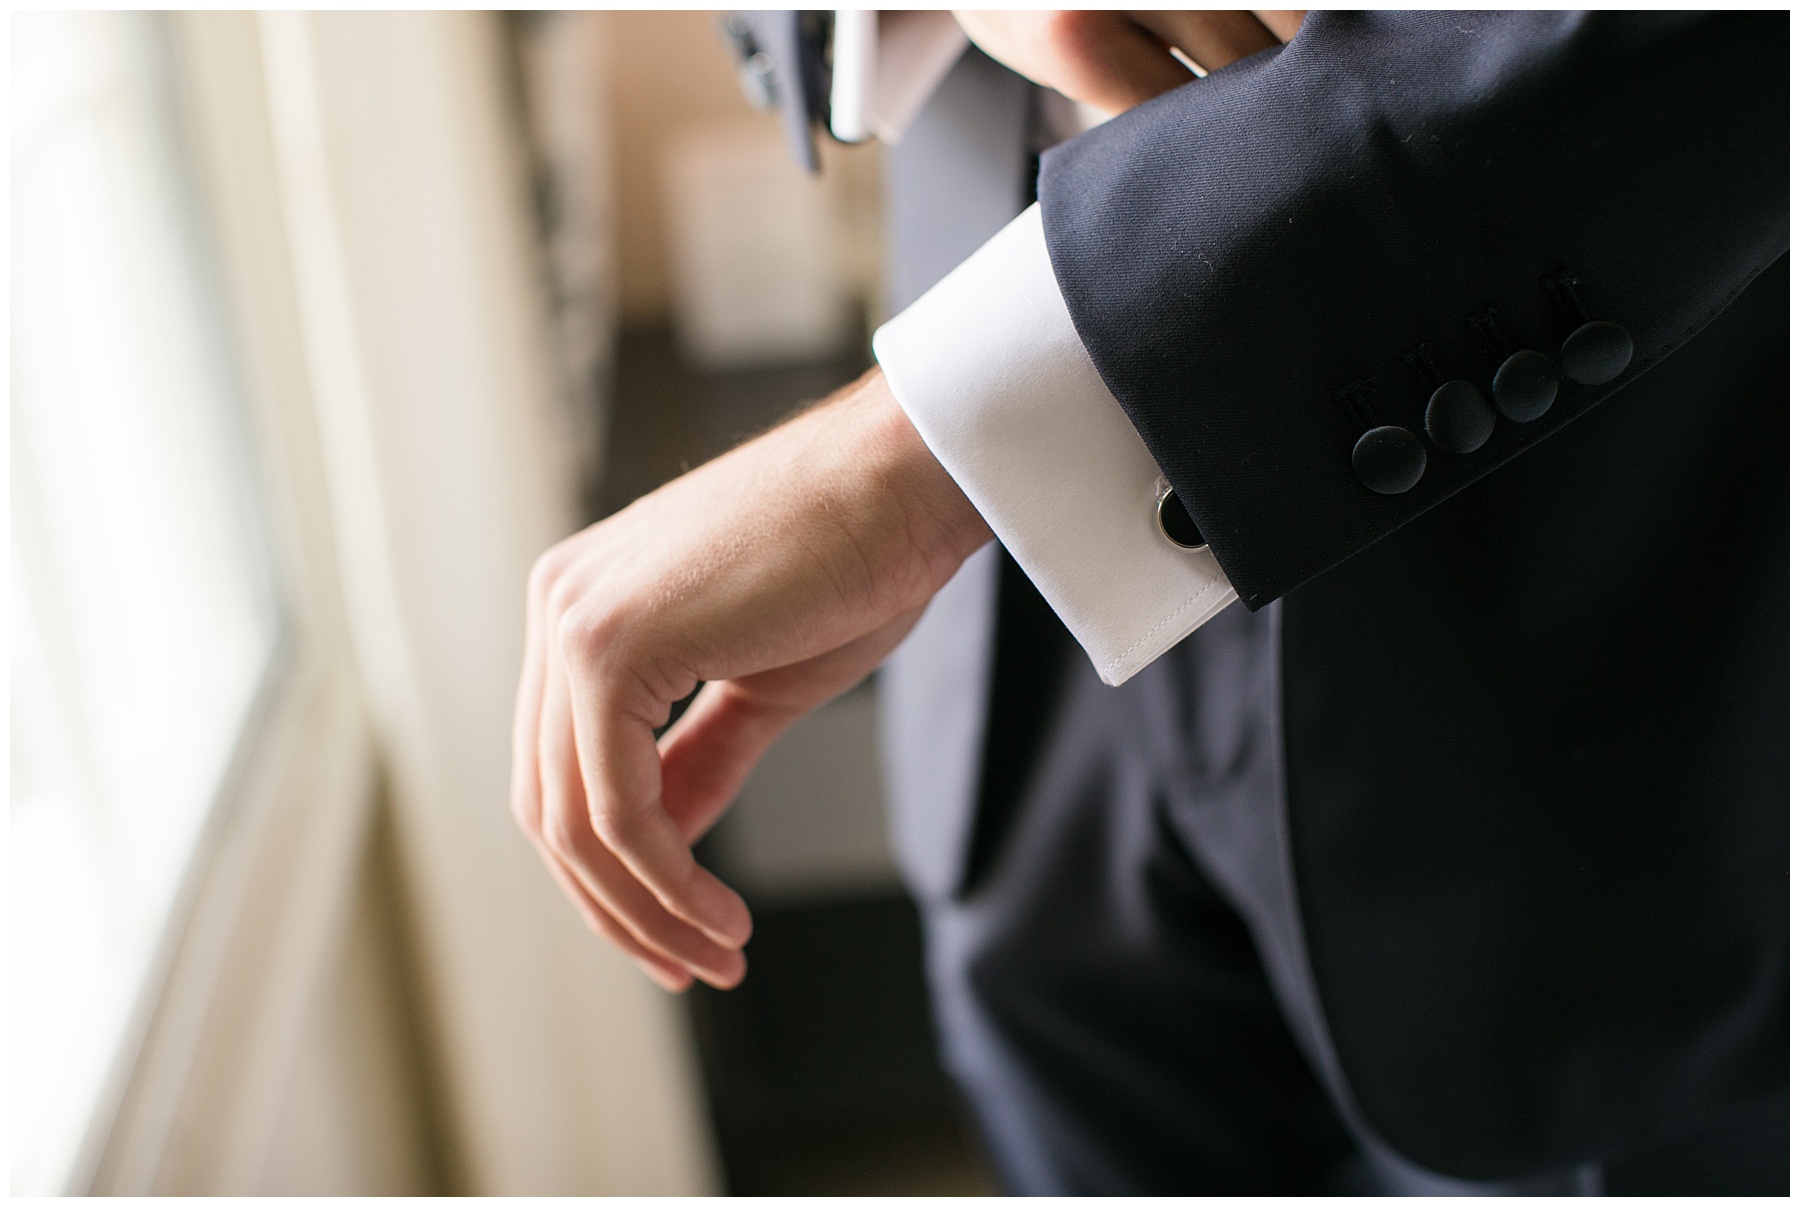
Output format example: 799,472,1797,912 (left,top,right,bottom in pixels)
1155,477,1207,551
